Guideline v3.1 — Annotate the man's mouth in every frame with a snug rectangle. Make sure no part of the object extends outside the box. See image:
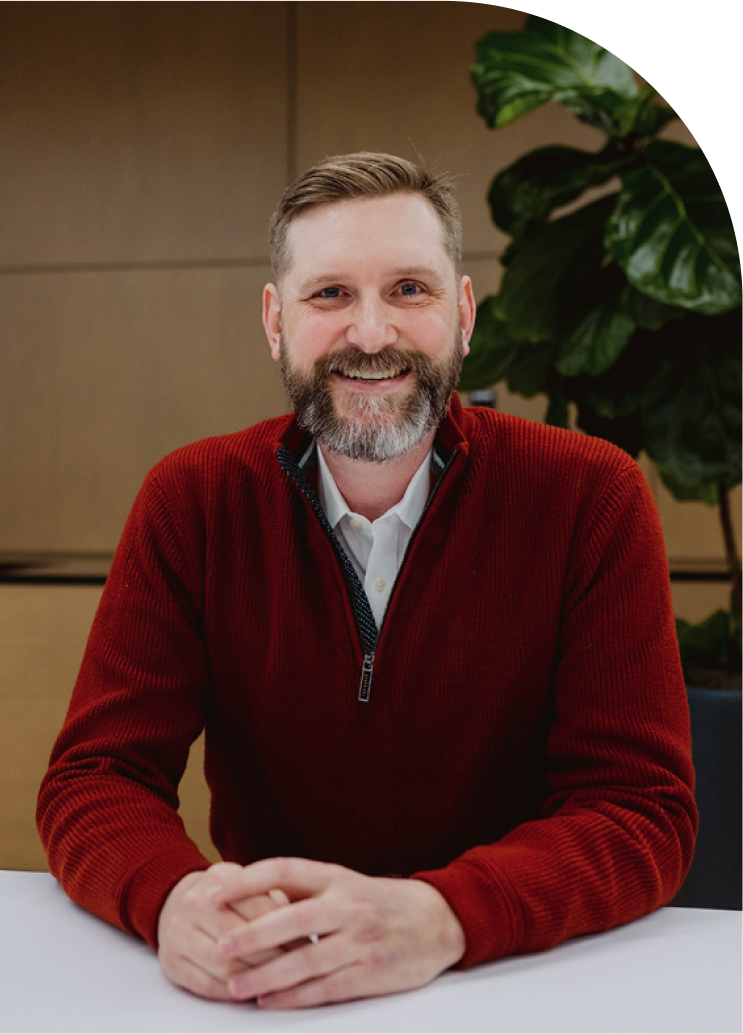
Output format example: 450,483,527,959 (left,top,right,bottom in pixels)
337,369,411,382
